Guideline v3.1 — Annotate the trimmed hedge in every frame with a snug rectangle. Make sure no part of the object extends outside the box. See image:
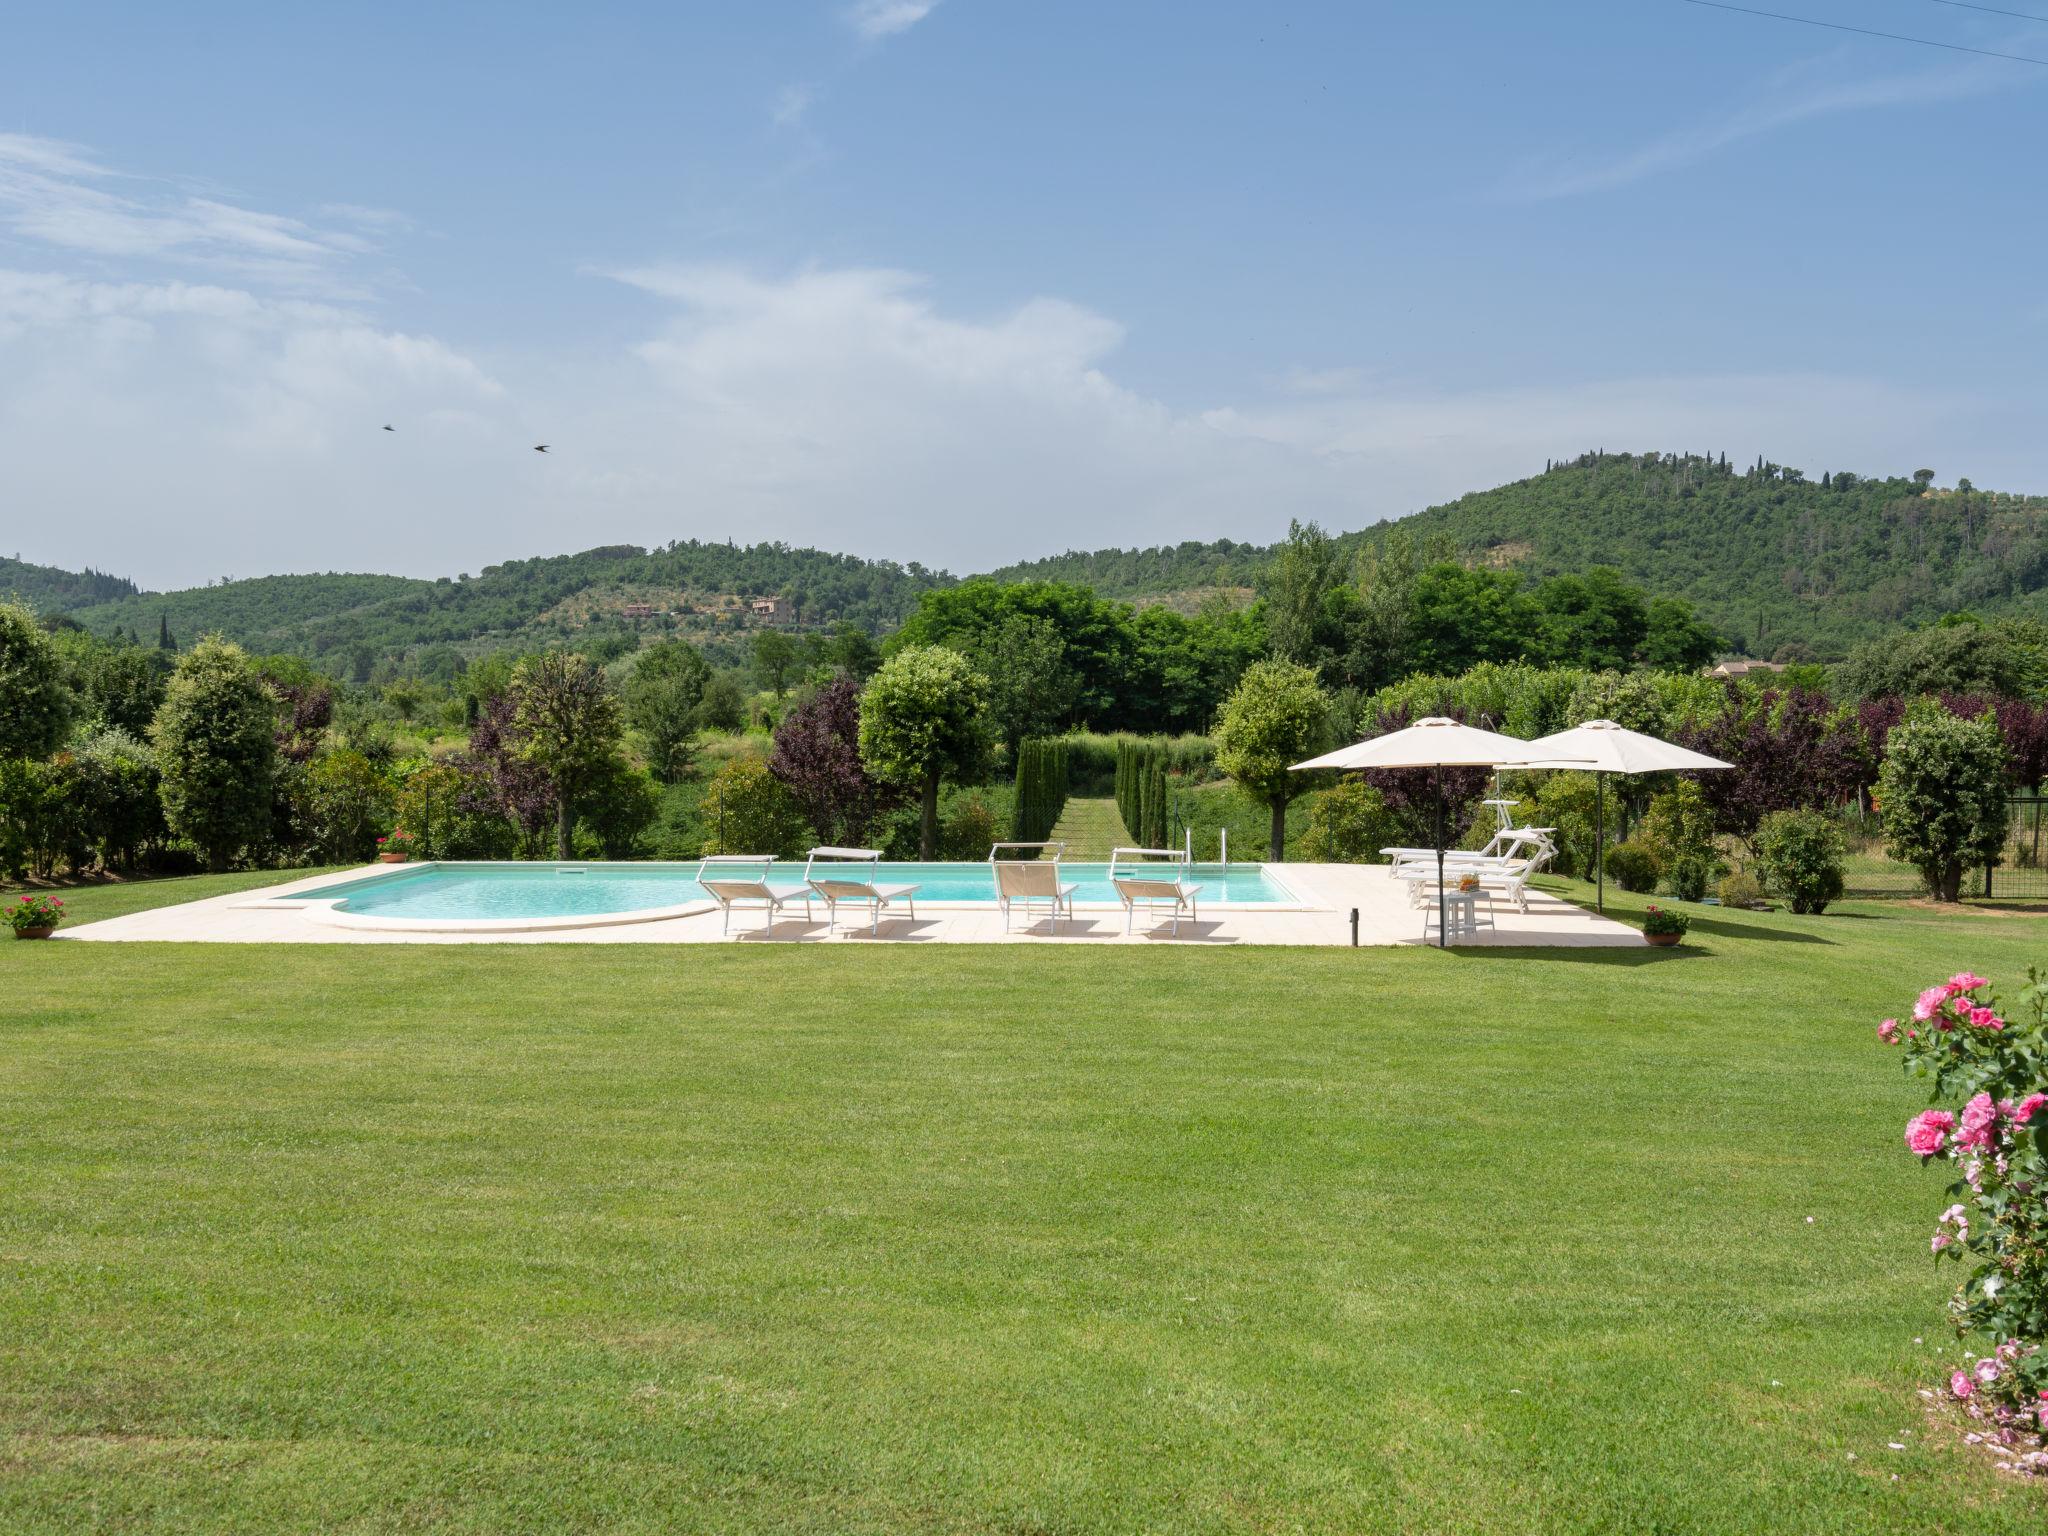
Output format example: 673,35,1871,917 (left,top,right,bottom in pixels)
1011,738,1070,849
